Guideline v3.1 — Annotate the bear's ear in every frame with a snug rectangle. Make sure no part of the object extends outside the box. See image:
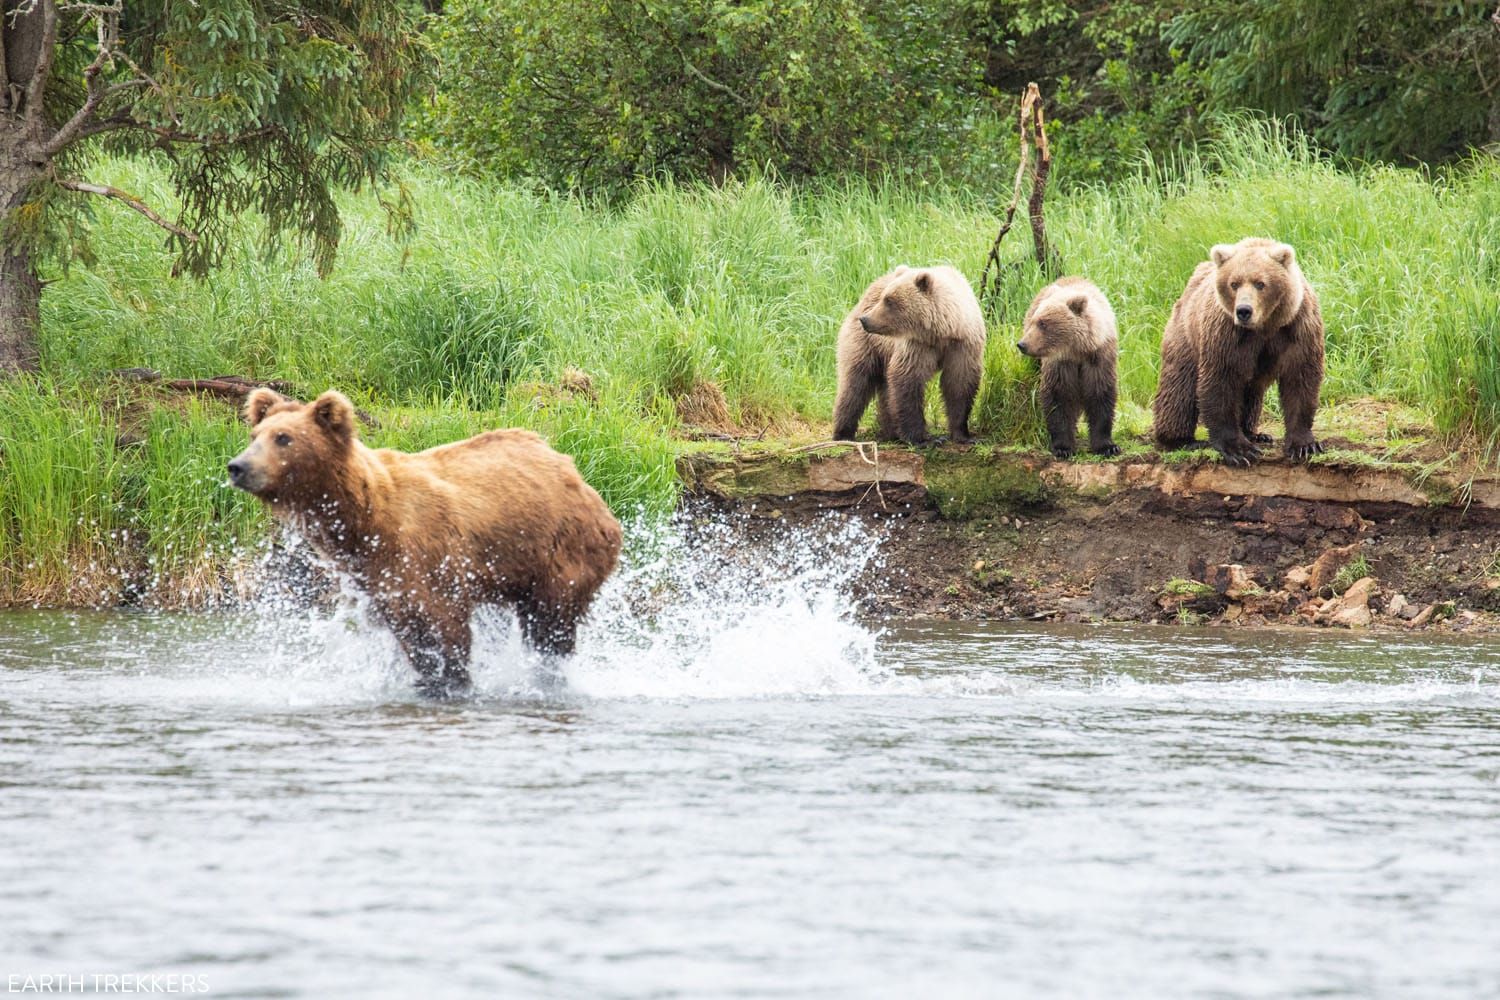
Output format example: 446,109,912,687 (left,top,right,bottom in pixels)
244,388,283,427
1066,295,1089,317
914,271,932,294
1270,244,1296,268
1210,244,1237,267
311,390,356,442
